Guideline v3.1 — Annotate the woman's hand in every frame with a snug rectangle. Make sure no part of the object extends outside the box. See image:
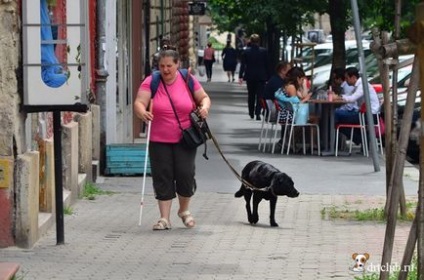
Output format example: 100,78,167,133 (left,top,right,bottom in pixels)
301,92,312,102
139,110,153,123
197,105,209,119
134,94,153,123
